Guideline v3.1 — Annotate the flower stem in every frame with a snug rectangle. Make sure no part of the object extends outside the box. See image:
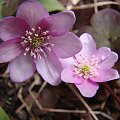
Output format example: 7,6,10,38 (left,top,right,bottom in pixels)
69,84,99,120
